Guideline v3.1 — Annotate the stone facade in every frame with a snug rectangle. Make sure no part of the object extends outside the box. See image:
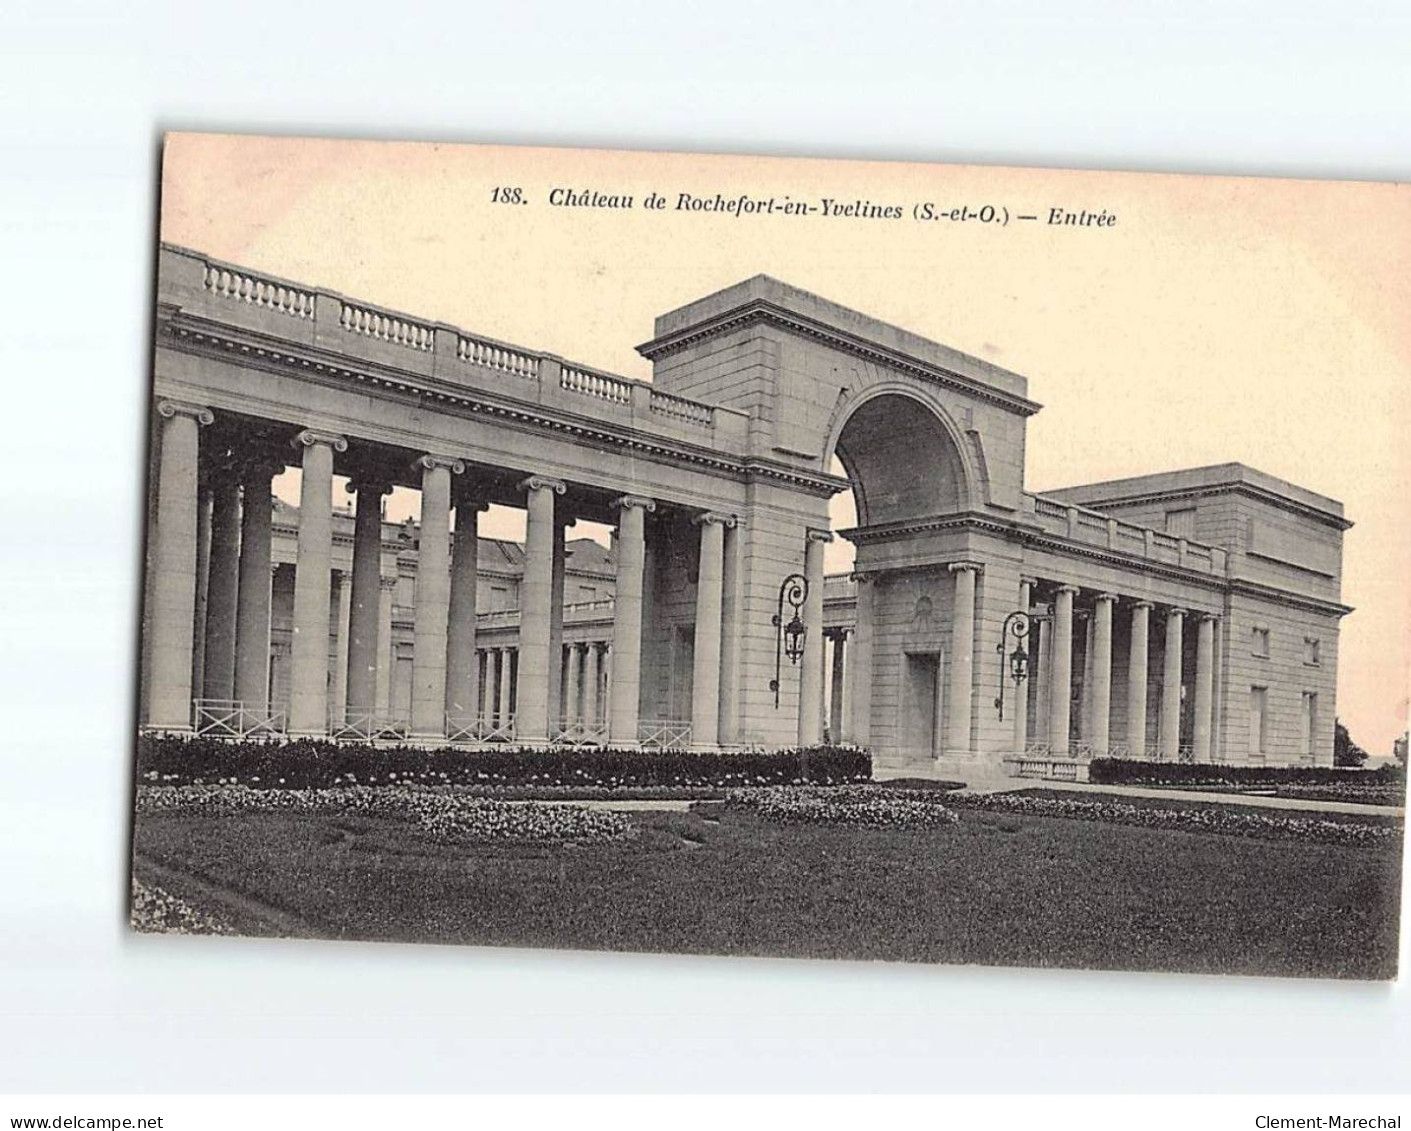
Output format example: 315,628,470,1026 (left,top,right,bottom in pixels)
140,246,1351,769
